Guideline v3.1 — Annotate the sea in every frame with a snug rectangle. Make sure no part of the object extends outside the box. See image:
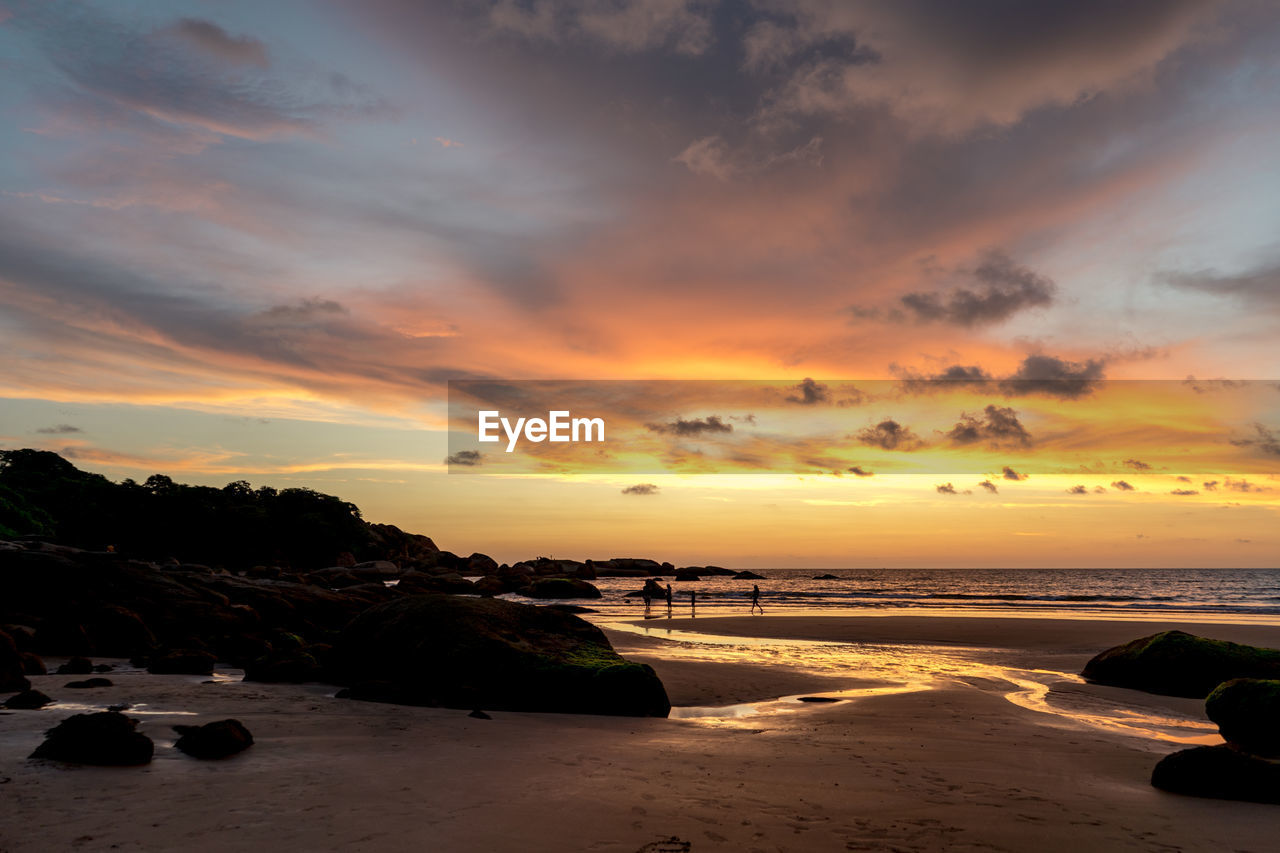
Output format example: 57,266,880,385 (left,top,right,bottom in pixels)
503,567,1280,623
